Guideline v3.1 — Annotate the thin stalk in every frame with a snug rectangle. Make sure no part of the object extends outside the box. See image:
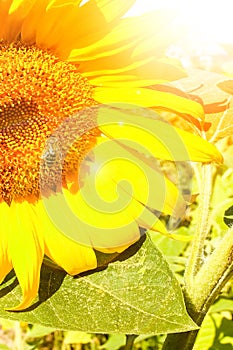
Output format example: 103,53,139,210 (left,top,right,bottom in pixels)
125,335,137,350
184,163,213,290
162,330,199,350
14,321,25,350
